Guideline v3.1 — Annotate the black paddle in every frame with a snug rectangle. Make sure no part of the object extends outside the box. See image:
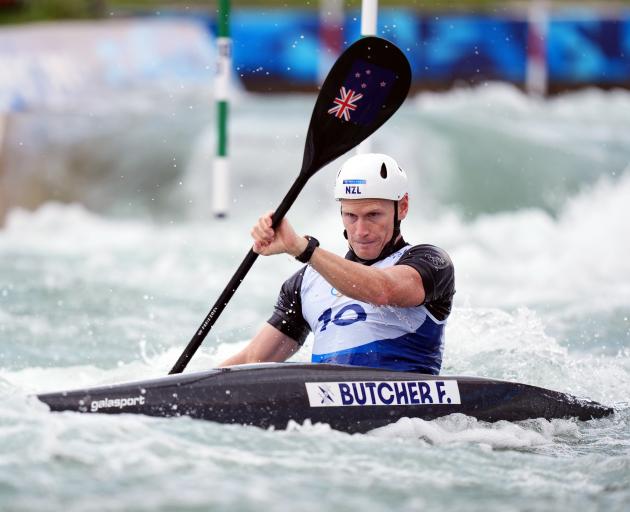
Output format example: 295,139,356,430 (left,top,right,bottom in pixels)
169,36,411,374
